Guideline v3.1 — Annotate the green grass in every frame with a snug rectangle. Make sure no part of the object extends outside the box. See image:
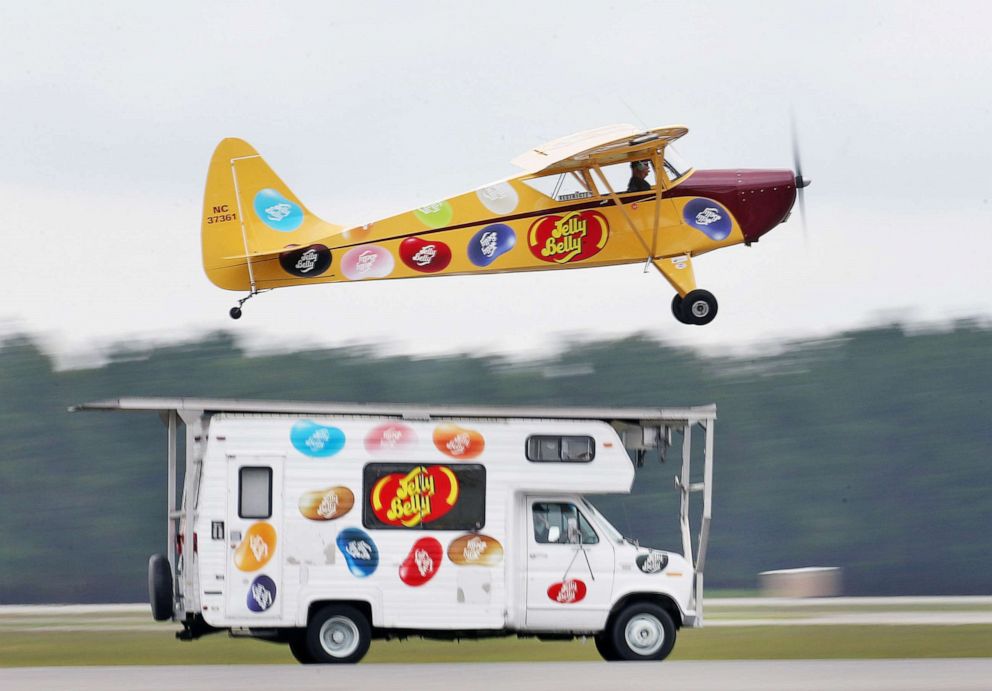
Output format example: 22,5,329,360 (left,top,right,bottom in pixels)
2,626,991,667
